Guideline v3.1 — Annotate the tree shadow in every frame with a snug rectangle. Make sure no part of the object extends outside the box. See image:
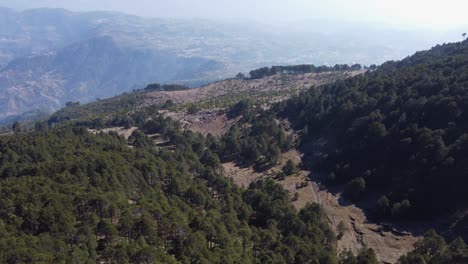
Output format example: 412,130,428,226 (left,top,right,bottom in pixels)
304,168,430,241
